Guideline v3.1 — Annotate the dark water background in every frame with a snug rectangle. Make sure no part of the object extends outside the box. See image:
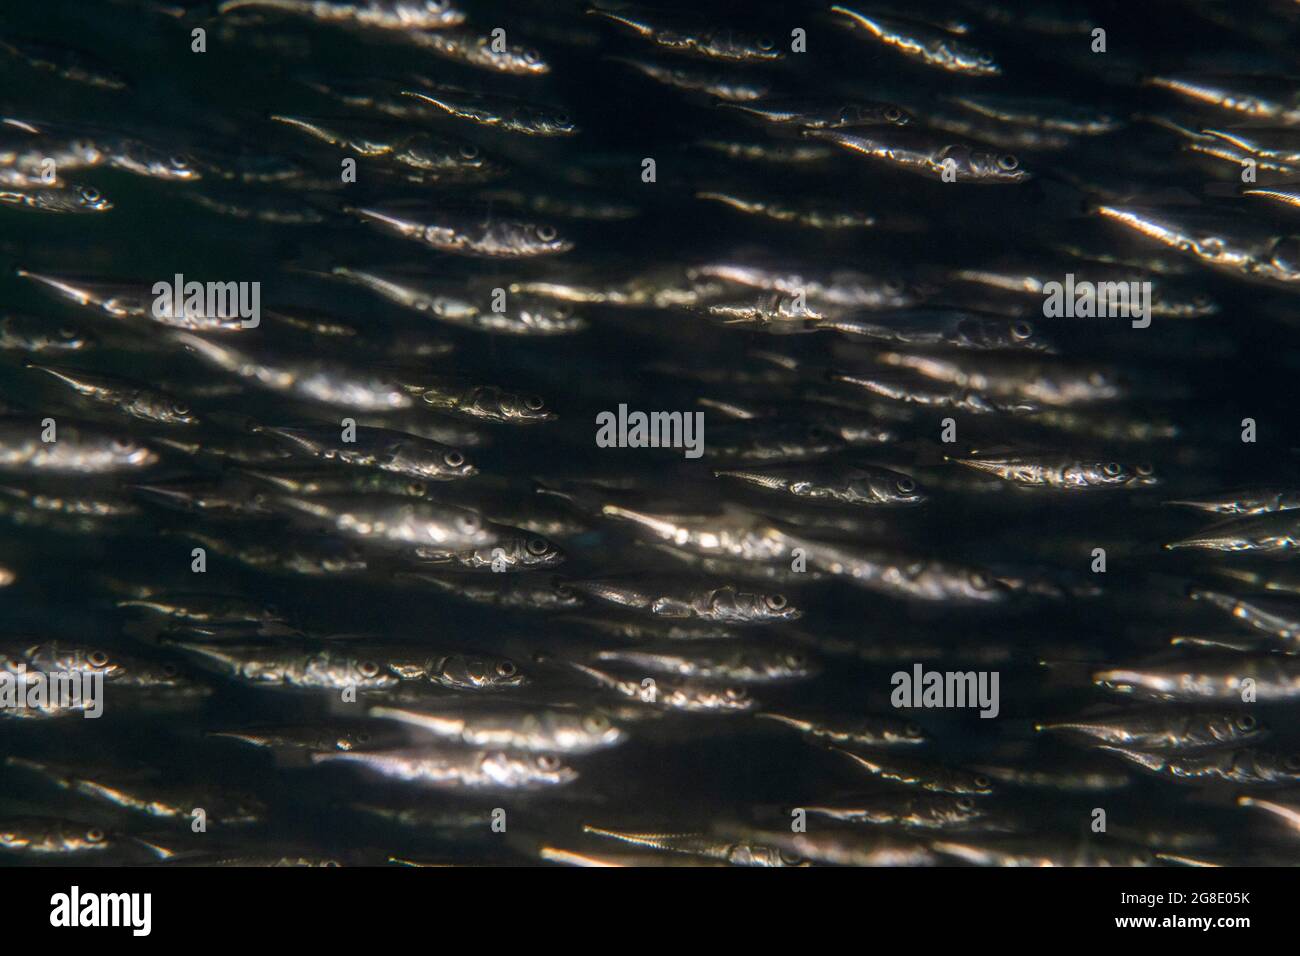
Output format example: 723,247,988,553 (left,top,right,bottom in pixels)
0,0,1297,865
